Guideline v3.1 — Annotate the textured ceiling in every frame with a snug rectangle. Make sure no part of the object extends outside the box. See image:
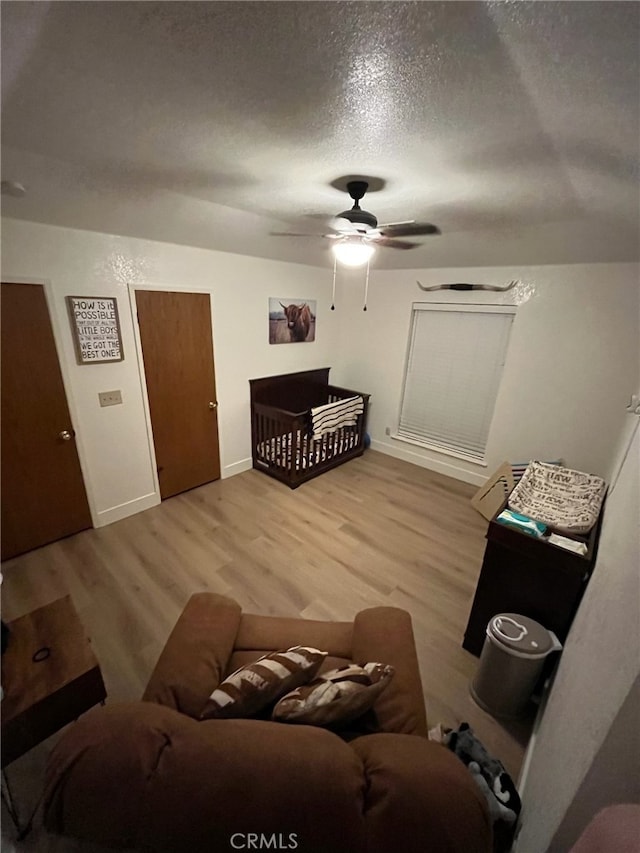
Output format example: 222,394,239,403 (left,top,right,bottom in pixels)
2,1,639,269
